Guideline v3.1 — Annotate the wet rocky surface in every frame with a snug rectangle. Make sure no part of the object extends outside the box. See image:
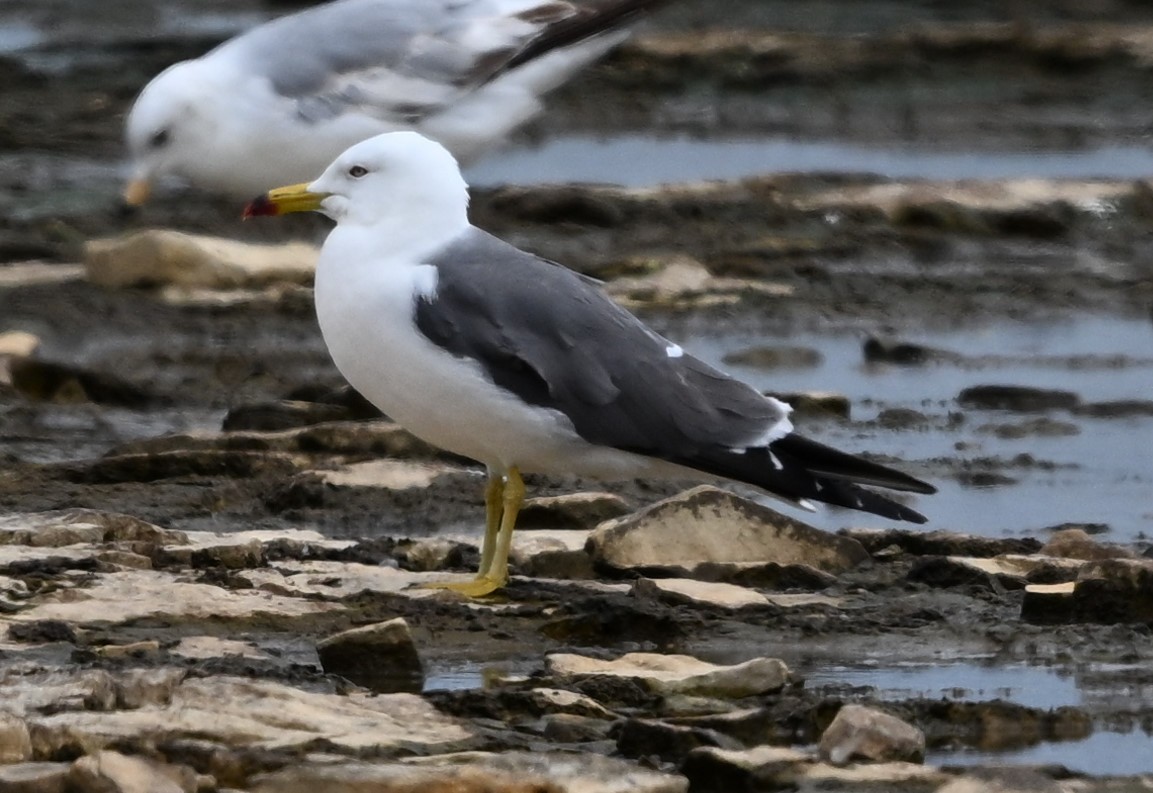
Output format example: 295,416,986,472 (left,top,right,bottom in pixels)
3,0,1153,791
